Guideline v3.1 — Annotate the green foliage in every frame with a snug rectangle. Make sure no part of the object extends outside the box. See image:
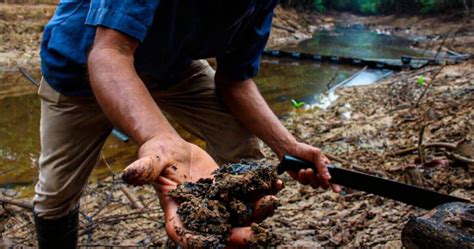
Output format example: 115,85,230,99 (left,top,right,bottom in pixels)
323,0,382,14
313,0,326,12
330,0,353,11
281,0,471,14
417,76,426,86
419,0,435,14
359,0,379,14
291,99,305,108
